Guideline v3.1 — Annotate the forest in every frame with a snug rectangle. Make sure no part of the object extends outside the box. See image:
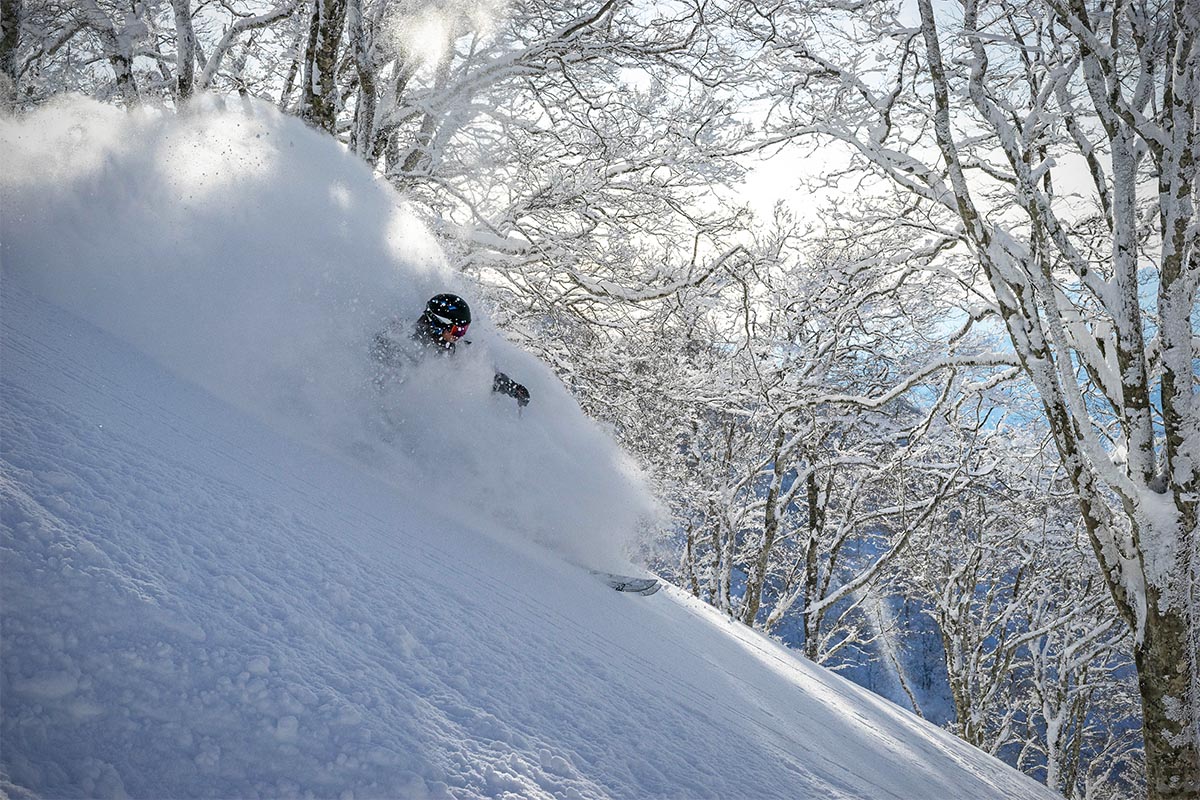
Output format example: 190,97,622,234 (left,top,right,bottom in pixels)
1,0,1196,797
